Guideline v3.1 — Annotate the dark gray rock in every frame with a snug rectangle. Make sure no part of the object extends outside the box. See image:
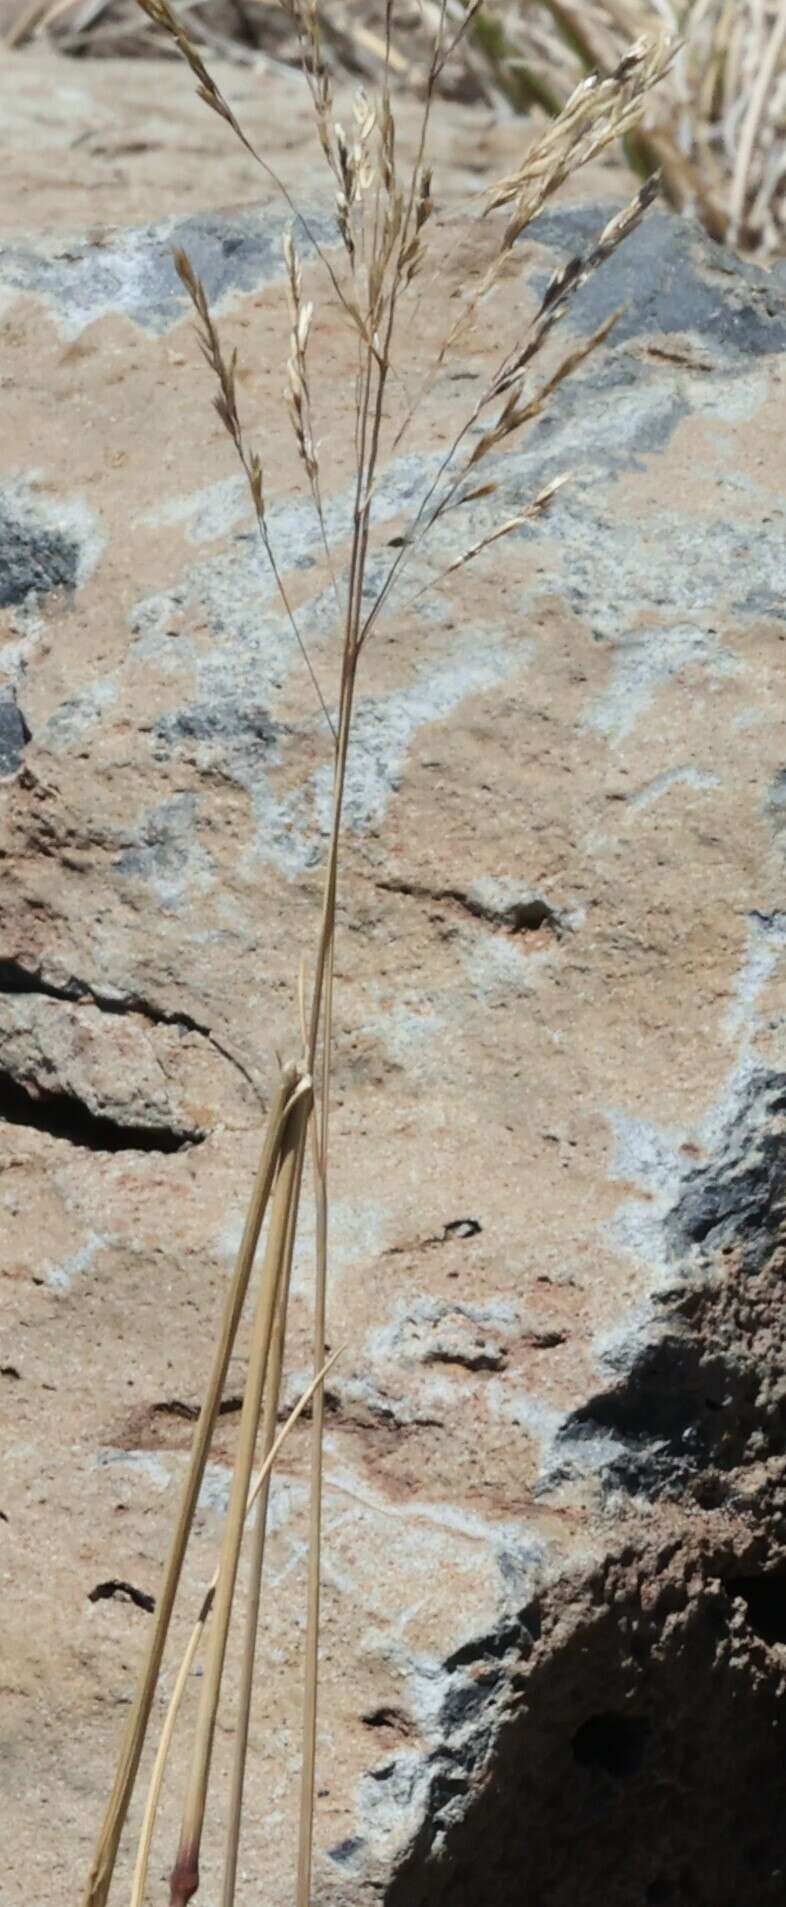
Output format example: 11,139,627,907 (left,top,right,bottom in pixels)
0,692,31,776
558,1069,786,1497
152,699,281,775
0,205,335,336
0,500,79,605
530,204,786,358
